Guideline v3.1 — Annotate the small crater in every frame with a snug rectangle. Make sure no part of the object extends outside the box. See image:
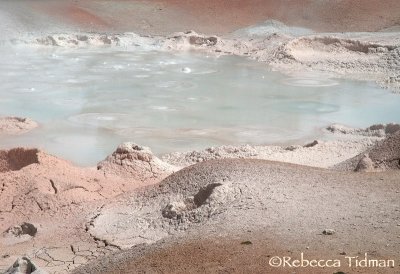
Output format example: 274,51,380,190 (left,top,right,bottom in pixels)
194,183,223,207
162,183,224,219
